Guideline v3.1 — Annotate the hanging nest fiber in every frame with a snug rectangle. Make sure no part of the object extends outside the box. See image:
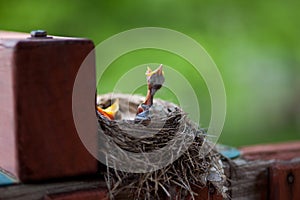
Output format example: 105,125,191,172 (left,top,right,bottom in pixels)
97,93,228,199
